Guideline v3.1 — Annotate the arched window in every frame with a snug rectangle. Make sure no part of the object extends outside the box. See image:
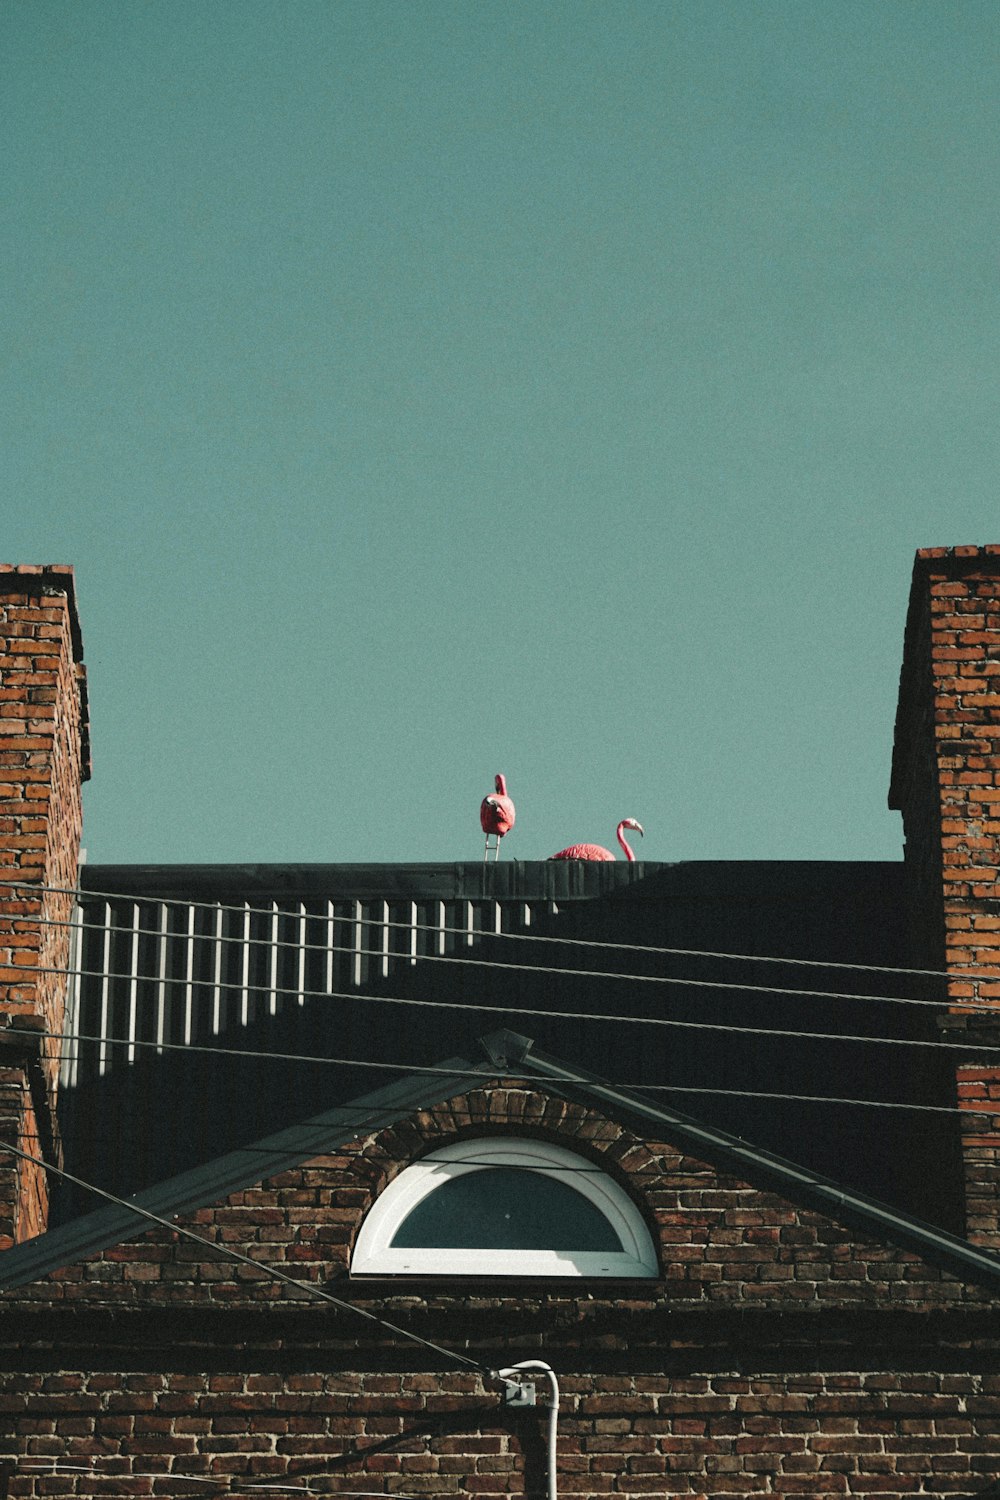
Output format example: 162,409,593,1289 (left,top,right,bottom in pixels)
351,1137,658,1277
